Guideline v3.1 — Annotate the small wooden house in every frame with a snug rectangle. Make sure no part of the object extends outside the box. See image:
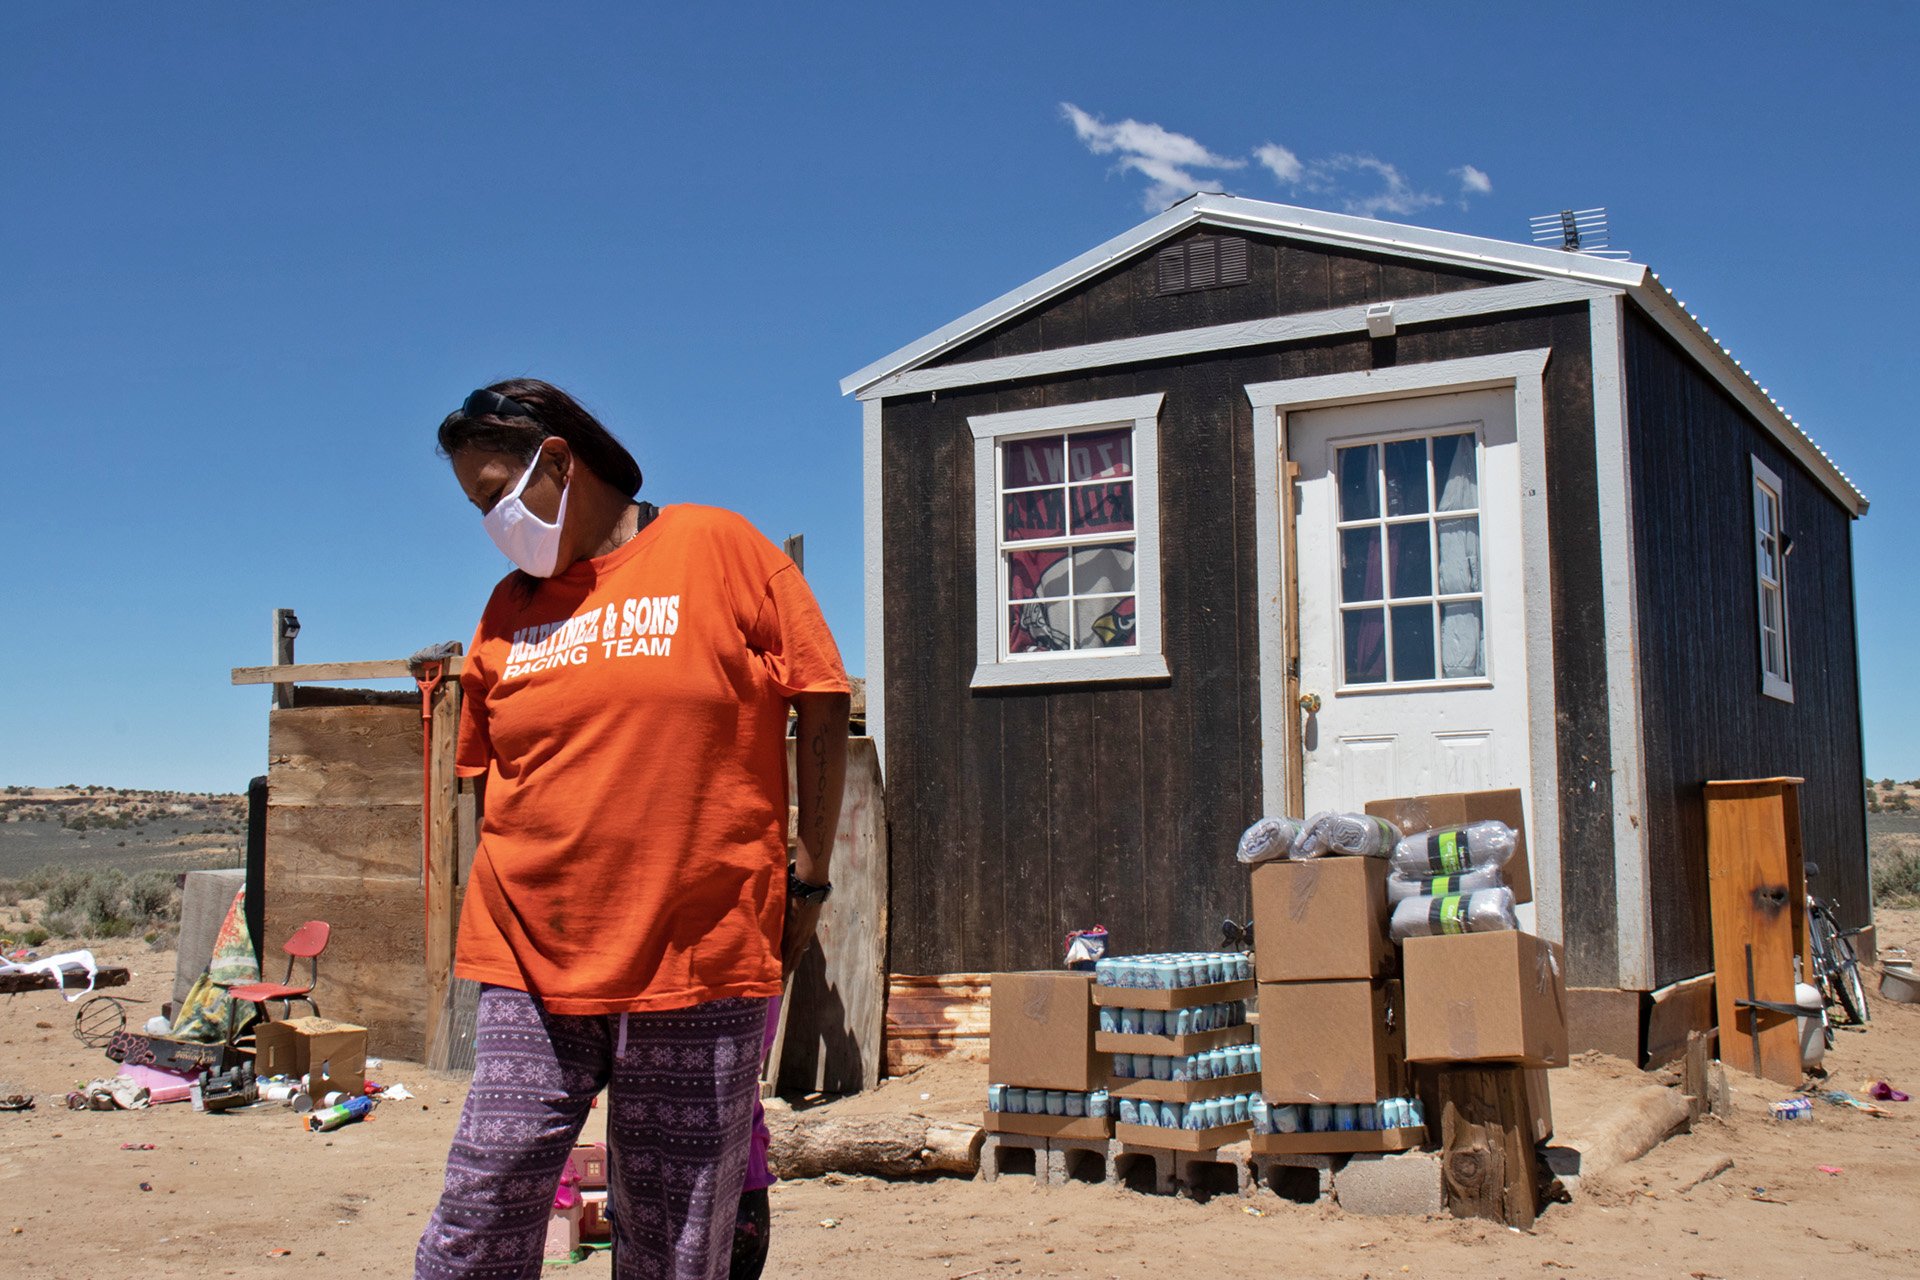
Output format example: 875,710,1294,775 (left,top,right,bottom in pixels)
843,195,1869,1057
